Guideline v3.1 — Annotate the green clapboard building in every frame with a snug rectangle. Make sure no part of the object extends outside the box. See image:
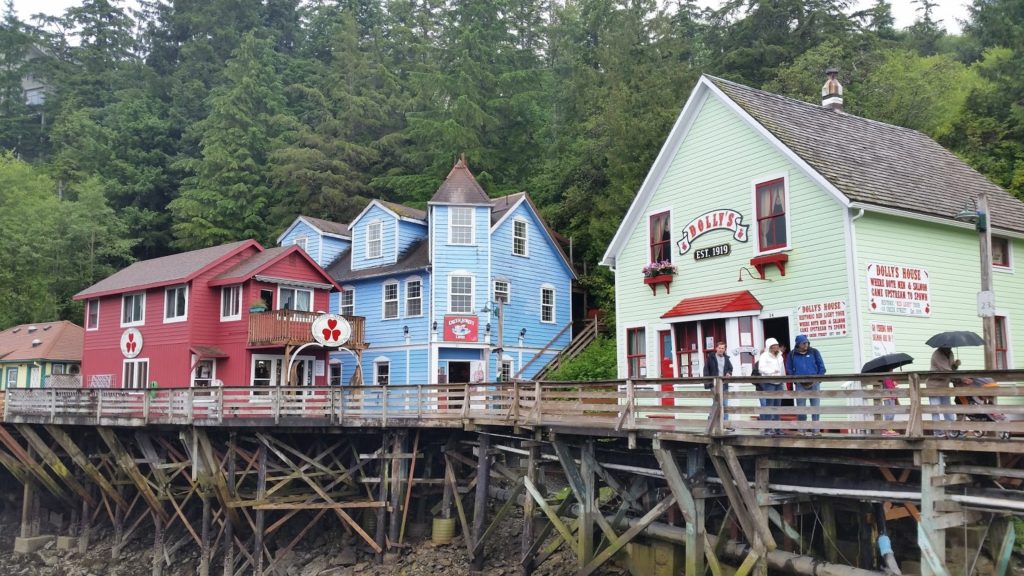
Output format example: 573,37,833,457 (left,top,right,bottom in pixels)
601,74,1024,381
